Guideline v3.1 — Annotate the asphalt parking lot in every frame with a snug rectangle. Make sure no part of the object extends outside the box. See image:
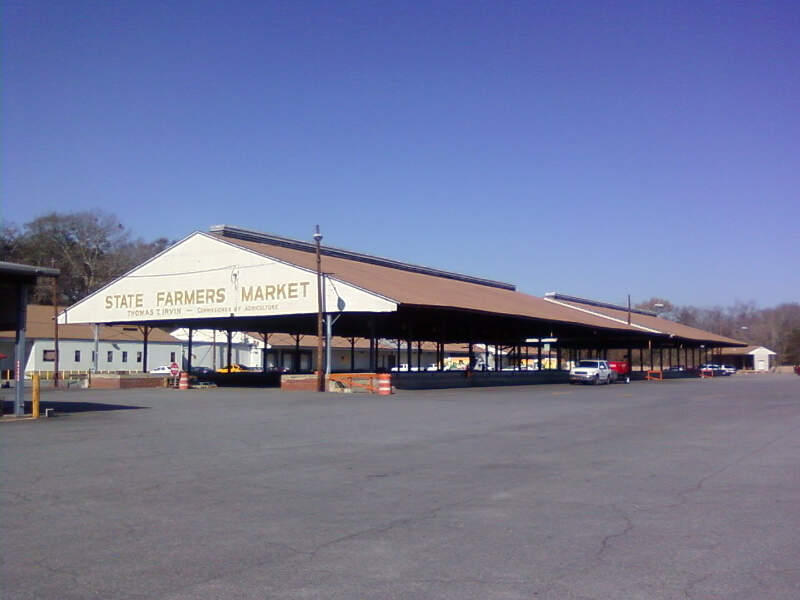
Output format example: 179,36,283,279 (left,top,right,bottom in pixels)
2,375,799,600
